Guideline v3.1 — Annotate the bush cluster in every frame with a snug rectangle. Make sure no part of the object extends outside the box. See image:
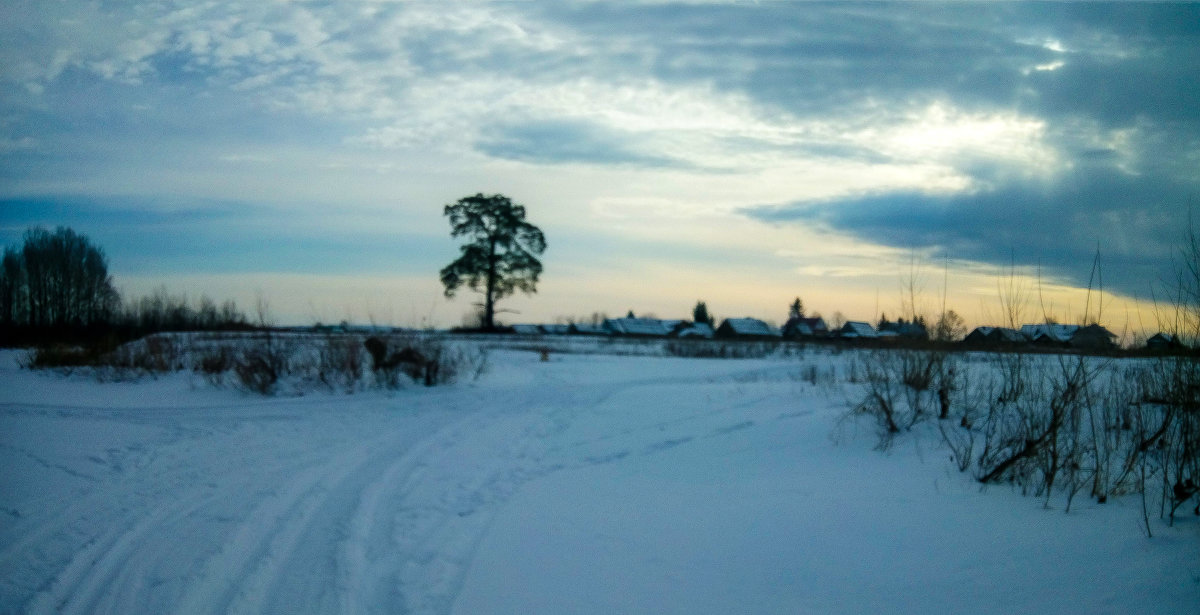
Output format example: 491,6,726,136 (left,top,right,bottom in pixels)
850,348,1200,533
26,331,487,395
